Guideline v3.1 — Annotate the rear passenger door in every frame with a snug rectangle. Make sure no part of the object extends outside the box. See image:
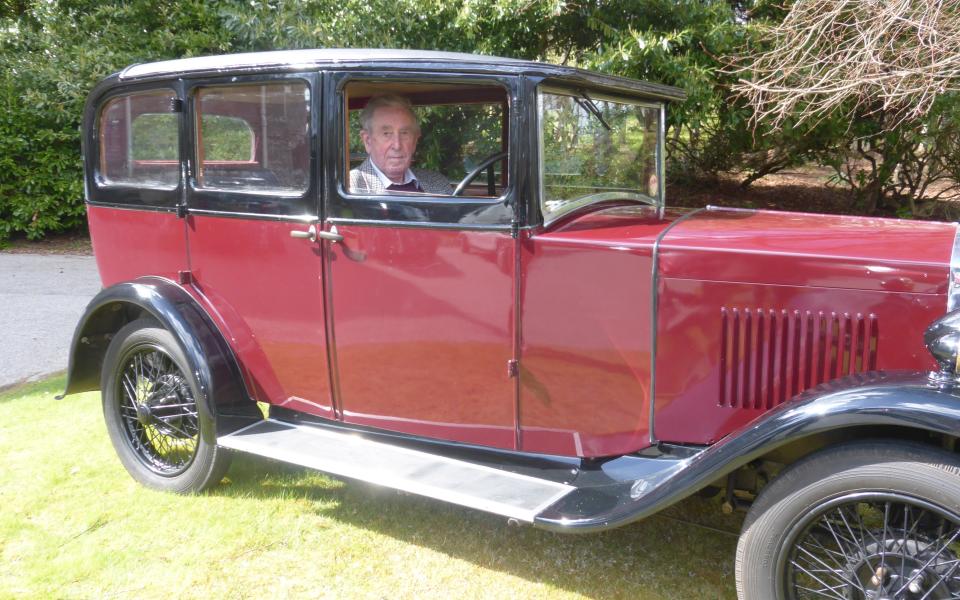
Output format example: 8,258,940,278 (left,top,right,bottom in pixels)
183,74,336,417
